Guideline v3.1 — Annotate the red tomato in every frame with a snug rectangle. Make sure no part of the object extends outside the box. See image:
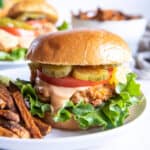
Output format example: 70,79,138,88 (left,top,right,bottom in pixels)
0,27,35,36
37,70,109,87
108,67,113,73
